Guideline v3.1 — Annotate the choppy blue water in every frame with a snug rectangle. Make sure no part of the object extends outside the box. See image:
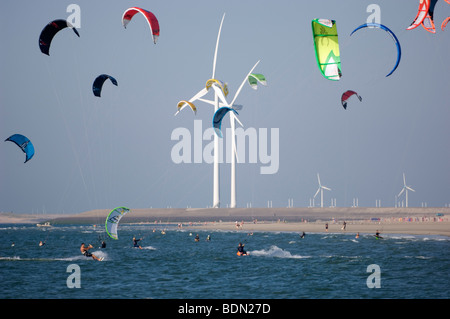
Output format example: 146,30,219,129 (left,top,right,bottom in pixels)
0,224,448,299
